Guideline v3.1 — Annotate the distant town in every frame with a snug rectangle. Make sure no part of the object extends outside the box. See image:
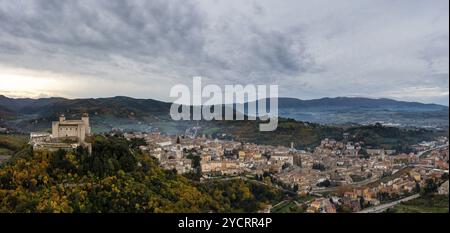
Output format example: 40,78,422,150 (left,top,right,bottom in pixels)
25,114,449,213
